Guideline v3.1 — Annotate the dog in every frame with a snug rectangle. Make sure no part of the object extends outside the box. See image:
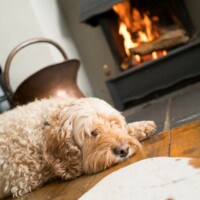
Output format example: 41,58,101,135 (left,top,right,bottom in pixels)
0,97,156,199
